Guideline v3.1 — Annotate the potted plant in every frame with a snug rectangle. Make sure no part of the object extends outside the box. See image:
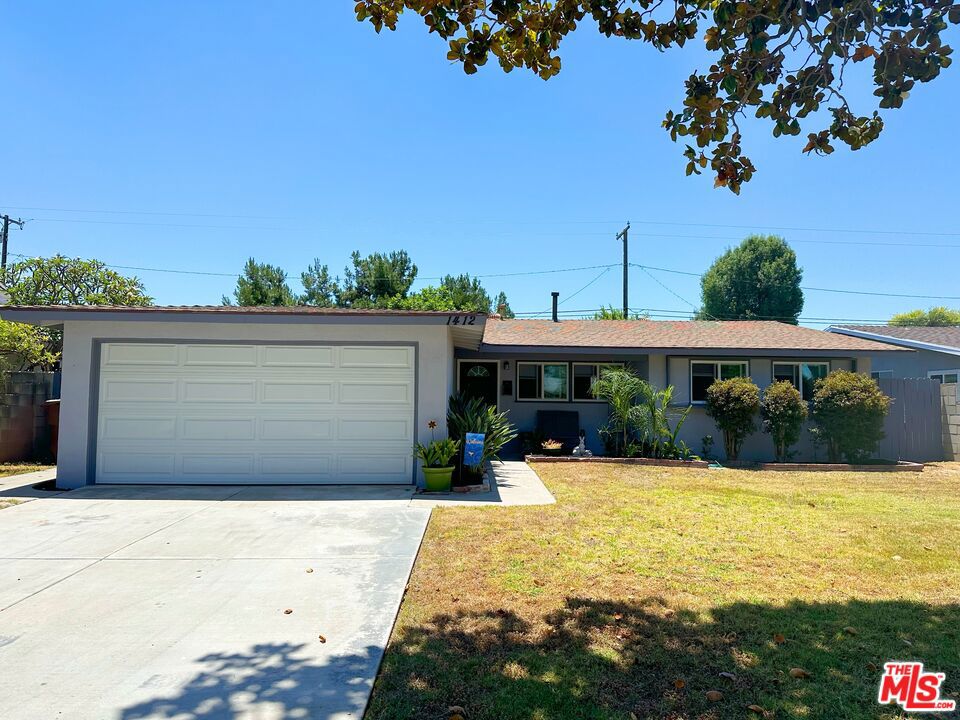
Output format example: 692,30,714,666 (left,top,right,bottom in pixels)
414,420,460,492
